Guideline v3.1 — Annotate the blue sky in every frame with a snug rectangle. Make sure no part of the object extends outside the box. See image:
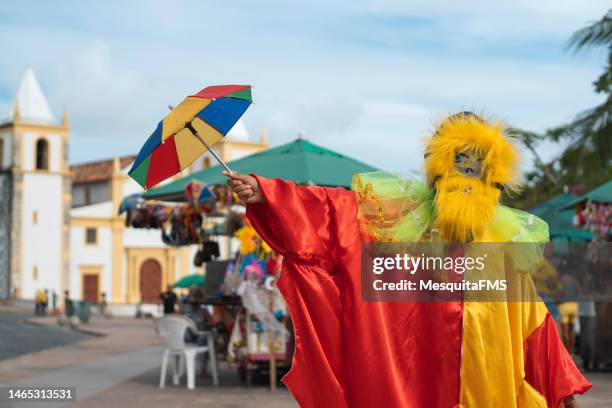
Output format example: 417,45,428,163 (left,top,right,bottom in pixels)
0,0,609,175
